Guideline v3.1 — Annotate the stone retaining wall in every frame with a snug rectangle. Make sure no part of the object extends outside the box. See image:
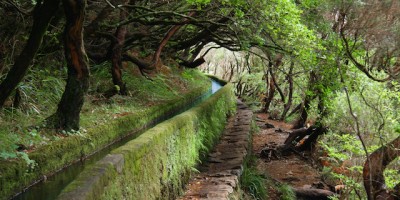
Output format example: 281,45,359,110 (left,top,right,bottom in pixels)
179,100,253,200
0,81,210,199
57,83,236,200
